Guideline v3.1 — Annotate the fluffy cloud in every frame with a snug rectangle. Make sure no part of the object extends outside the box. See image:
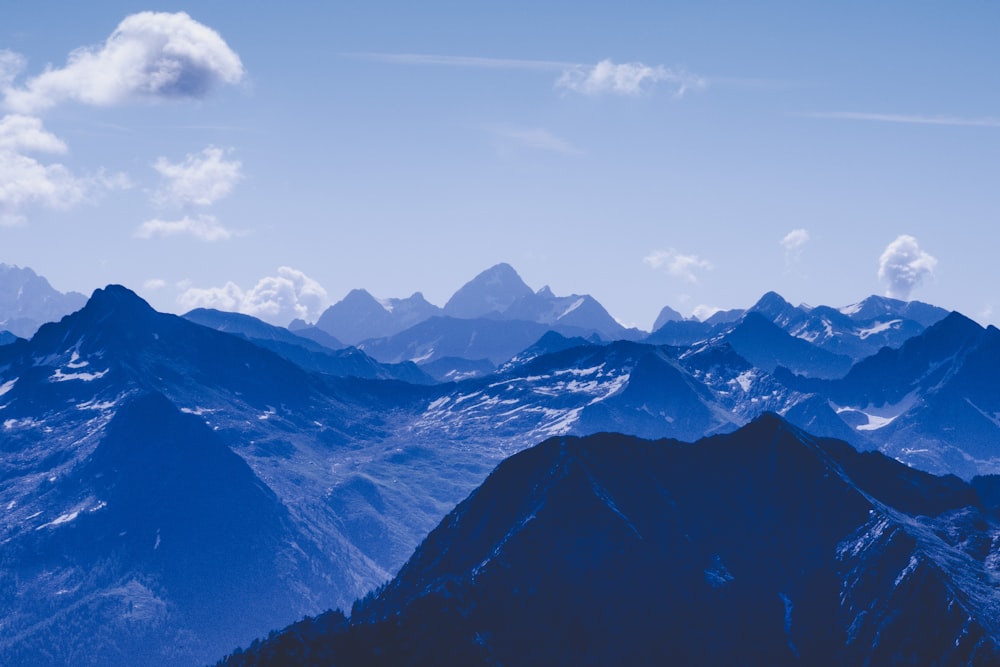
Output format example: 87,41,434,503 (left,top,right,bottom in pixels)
0,114,68,153
691,304,722,321
143,278,167,290
135,214,234,241
153,146,242,207
780,228,810,263
0,114,129,225
878,235,937,300
3,12,244,113
644,249,713,283
558,60,705,96
177,267,329,325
